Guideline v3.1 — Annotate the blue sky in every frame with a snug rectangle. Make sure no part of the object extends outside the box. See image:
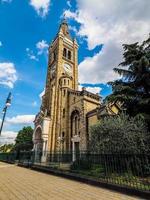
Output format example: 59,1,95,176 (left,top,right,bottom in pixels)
0,0,149,143
0,0,108,142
